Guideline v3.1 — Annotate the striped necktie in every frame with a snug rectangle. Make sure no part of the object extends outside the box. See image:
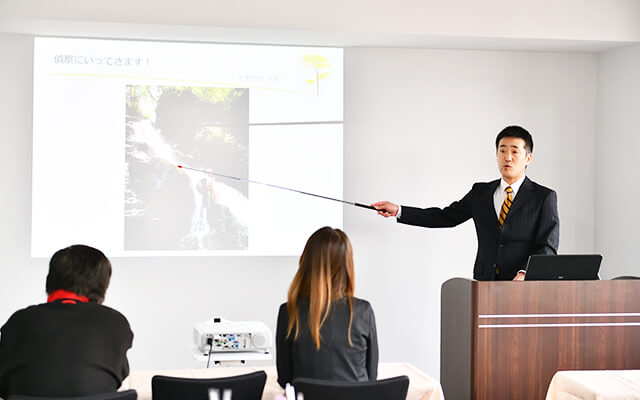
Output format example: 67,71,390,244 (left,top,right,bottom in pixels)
498,186,513,229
